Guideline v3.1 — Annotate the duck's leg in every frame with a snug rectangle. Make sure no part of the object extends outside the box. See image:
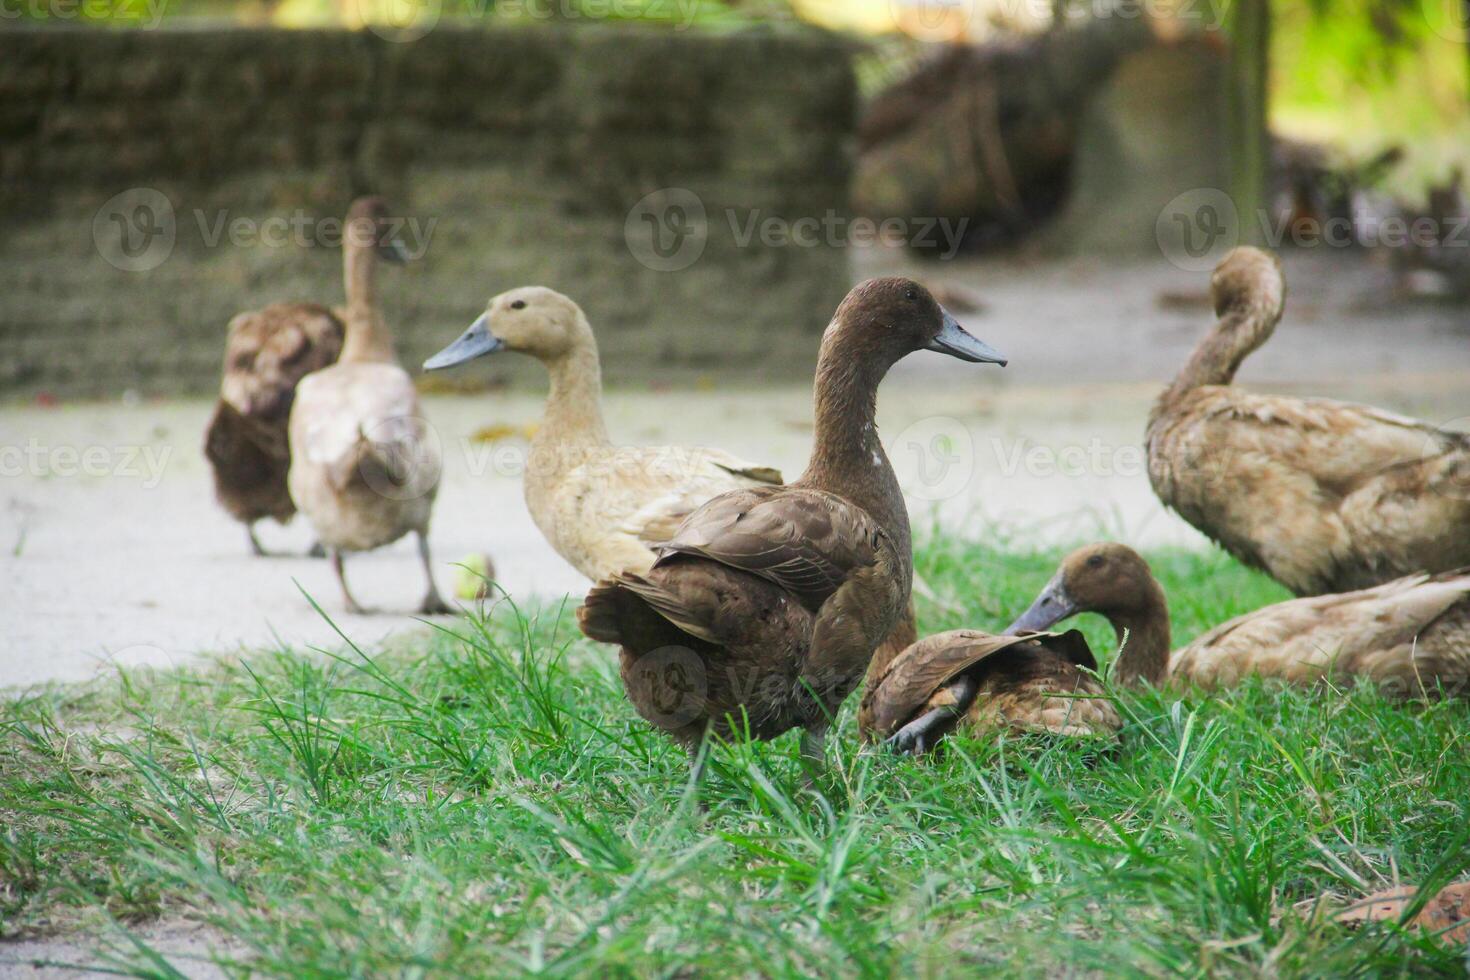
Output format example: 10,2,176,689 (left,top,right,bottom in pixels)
247,524,267,557
416,532,453,615
332,549,368,615
886,674,977,755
